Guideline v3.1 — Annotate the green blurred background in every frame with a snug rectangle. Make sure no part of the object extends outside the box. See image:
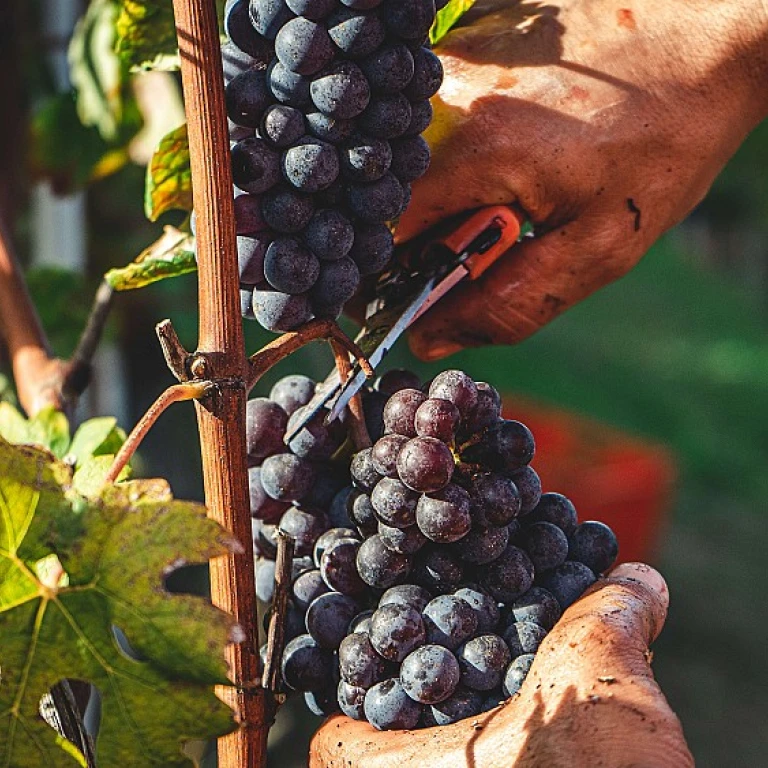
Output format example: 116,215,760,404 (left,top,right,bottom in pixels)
2,2,768,766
